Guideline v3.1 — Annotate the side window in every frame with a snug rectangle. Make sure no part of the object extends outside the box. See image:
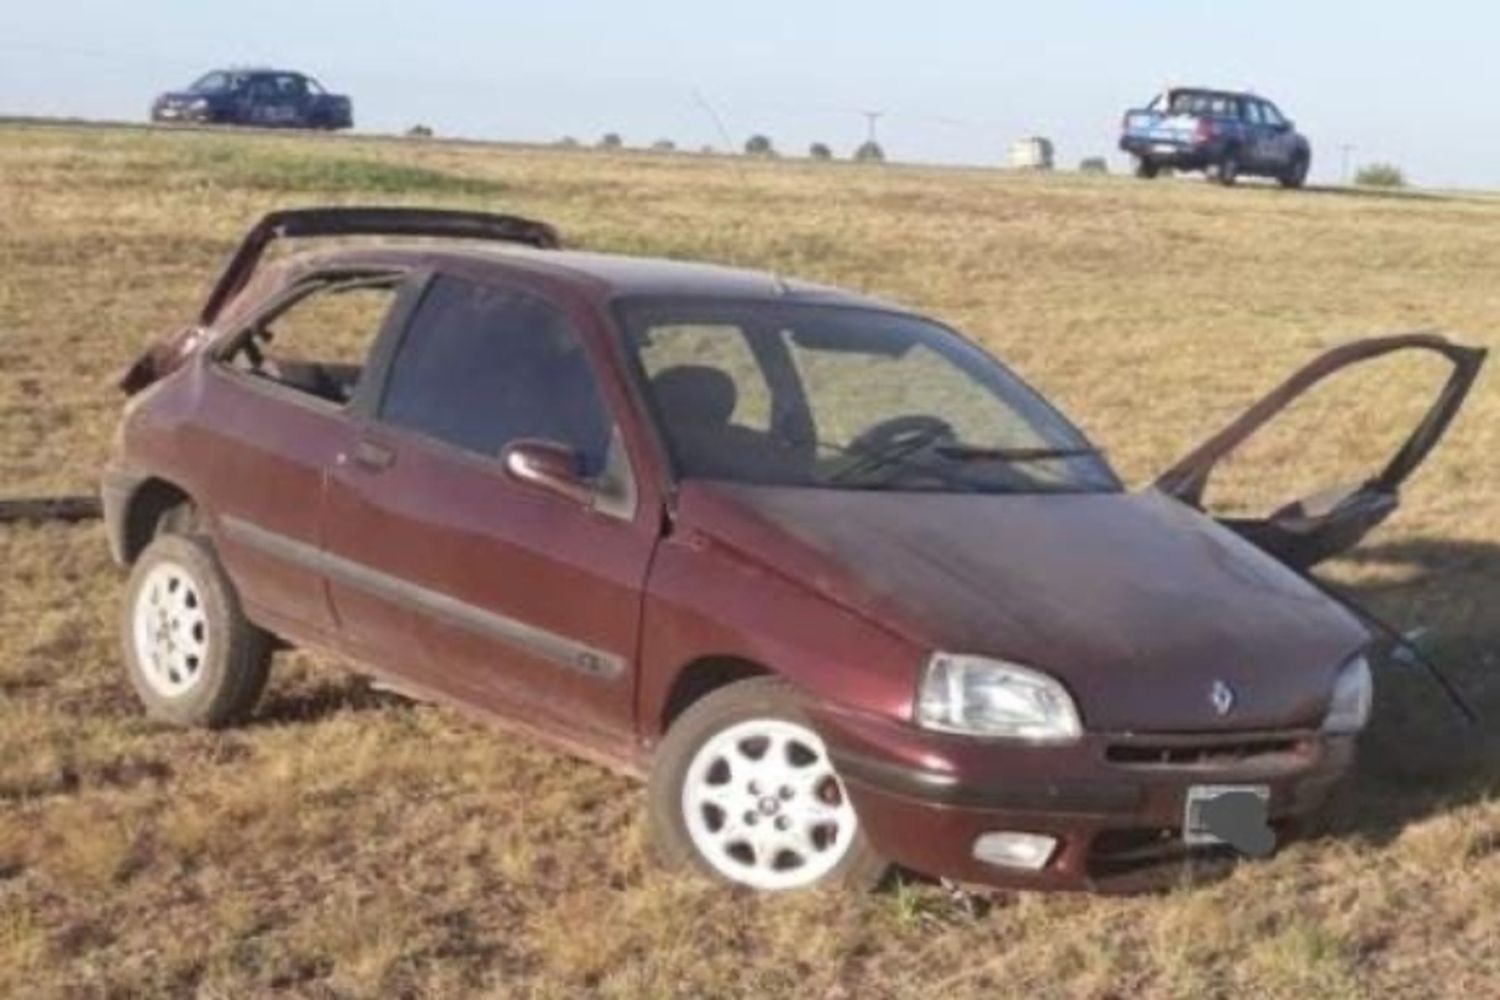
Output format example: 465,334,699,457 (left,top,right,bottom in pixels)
634,324,772,431
1244,101,1264,125
379,276,613,473
225,275,400,406
1261,103,1286,128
